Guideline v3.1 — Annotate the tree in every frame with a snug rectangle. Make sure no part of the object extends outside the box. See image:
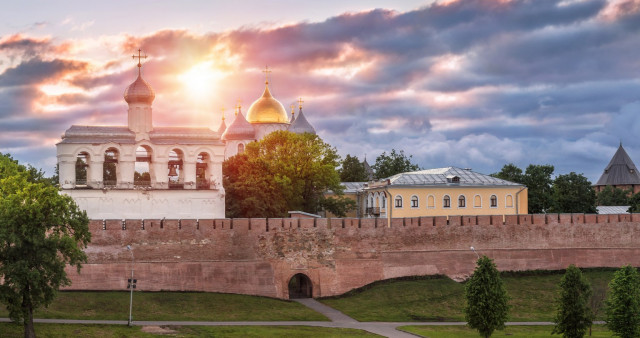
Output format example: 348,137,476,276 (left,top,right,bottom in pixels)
606,265,640,338
523,164,555,214
223,131,354,218
492,163,524,183
552,265,592,338
339,154,369,182
596,186,631,206
0,153,91,338
372,149,420,179
464,256,509,338
550,172,597,214
627,192,640,213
